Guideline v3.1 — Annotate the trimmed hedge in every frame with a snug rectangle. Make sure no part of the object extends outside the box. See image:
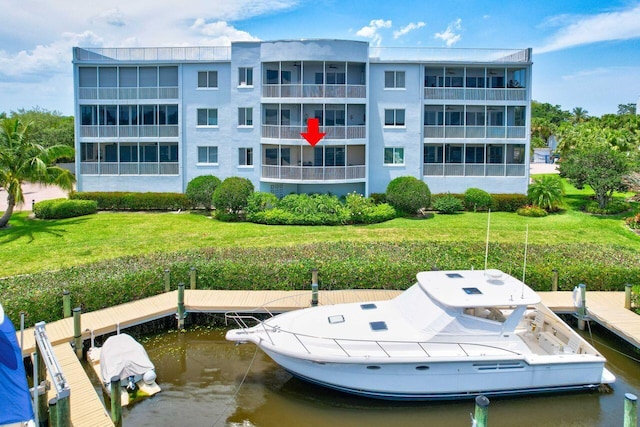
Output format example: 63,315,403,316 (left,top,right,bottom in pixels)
386,176,431,215
491,194,529,212
432,194,464,214
34,198,98,219
70,192,189,211
2,241,639,326
464,188,492,212
185,175,221,210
